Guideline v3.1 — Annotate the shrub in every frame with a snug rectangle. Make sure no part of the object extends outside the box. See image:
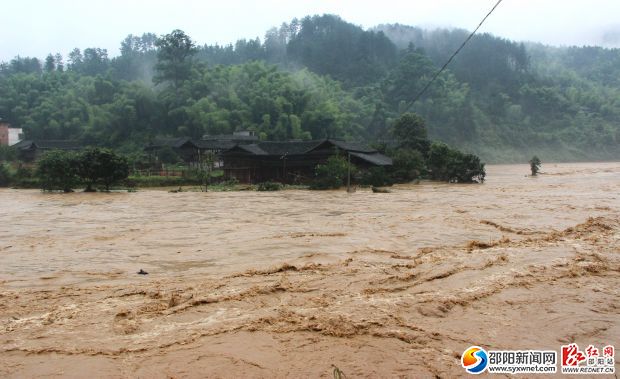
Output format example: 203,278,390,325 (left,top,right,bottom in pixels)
360,166,393,187
390,148,425,183
125,151,151,170
15,165,33,179
77,148,129,191
310,155,353,190
427,142,485,183
13,177,40,188
35,148,130,192
0,163,12,187
257,181,283,191
36,150,80,192
9,165,37,188
451,152,486,183
427,142,453,181
221,177,239,186
529,155,541,176
0,146,17,161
